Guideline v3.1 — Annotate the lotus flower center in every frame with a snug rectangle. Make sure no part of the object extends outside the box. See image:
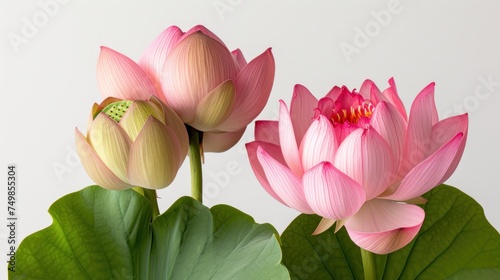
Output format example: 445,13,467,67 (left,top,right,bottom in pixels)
331,101,375,124
101,101,132,122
